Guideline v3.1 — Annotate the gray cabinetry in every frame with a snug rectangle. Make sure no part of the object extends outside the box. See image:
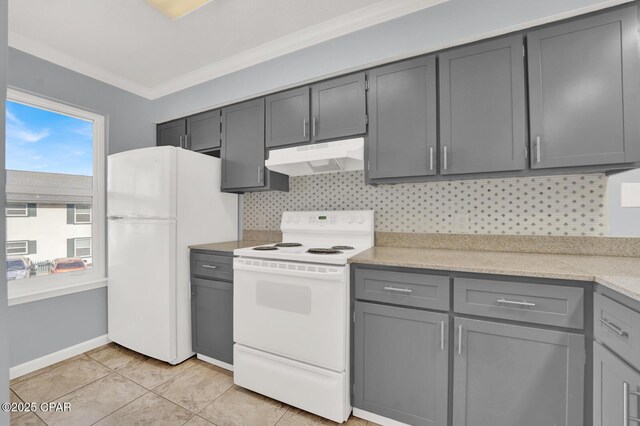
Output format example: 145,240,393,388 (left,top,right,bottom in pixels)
190,250,234,365
187,110,221,152
221,99,288,193
527,6,640,169
265,87,310,148
452,317,585,426
367,56,437,181
311,73,367,142
439,35,526,175
157,119,186,148
353,301,448,426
